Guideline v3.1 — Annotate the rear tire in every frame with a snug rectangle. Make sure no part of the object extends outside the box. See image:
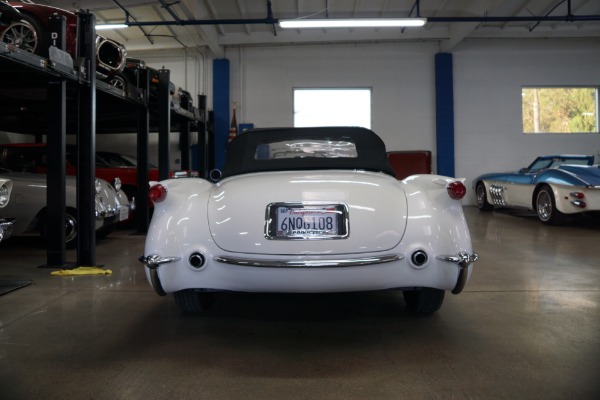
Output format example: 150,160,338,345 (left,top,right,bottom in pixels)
173,290,218,313
535,185,565,225
476,182,494,211
403,288,445,313
41,208,78,249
